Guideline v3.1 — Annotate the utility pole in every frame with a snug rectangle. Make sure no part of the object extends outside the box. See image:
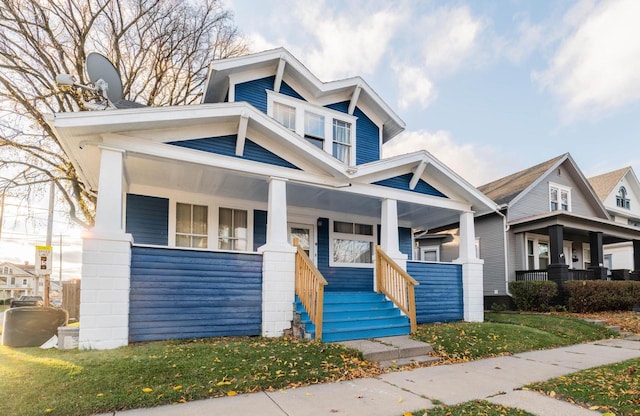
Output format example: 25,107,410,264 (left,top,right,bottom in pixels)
0,191,5,240
43,181,55,306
